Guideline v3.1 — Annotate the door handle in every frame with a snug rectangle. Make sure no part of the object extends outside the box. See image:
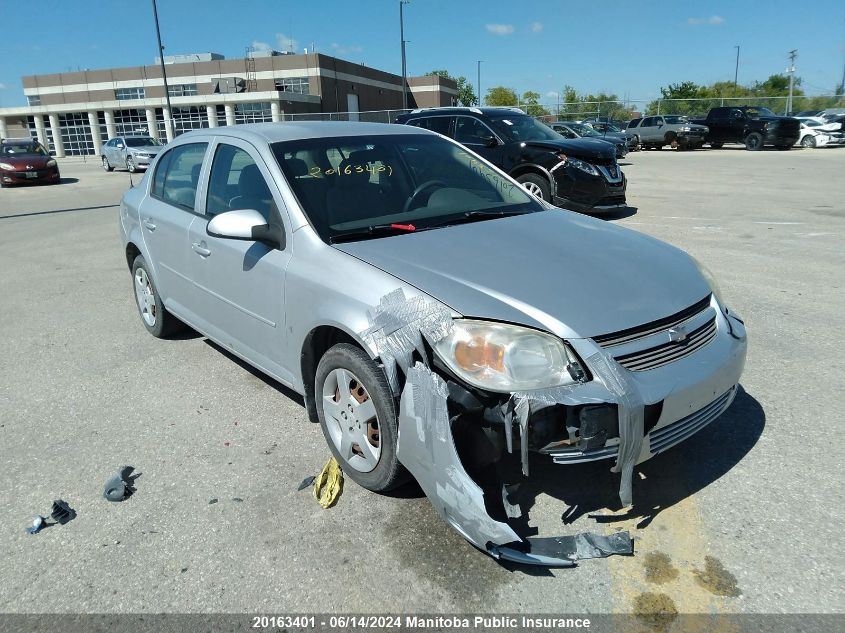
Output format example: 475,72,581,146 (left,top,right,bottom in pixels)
192,241,211,257
142,218,156,231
